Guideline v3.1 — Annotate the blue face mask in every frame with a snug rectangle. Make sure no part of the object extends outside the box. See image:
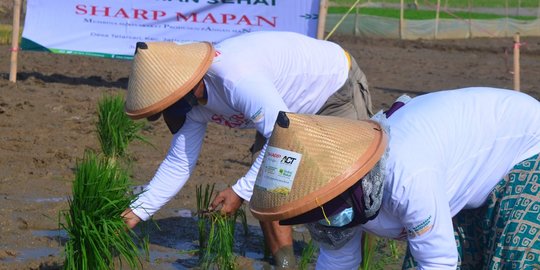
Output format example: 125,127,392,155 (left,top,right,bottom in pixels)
318,207,354,227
